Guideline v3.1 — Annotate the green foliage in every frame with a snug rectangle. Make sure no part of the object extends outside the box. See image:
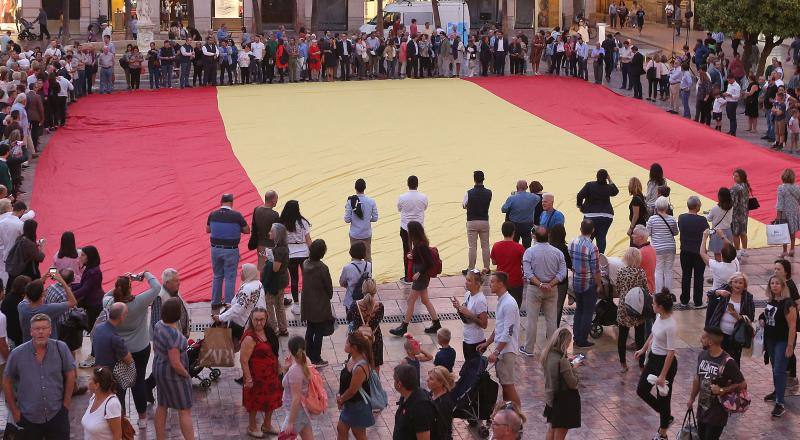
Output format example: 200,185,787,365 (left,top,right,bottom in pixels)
695,0,800,38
